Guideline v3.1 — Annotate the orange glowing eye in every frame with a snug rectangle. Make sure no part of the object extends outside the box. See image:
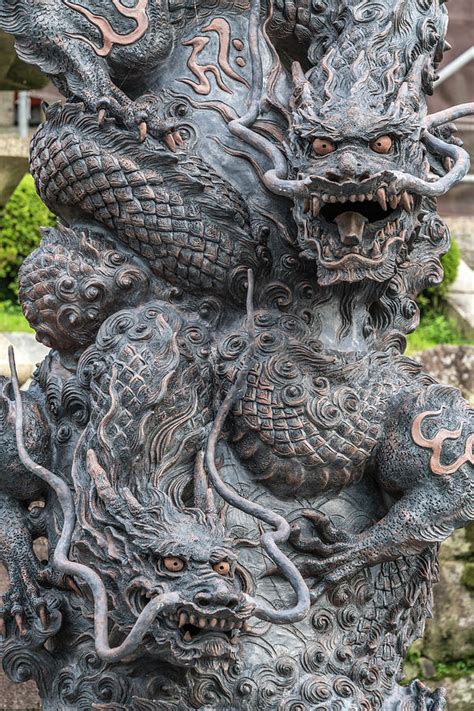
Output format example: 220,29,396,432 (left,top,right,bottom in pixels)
313,138,335,156
370,135,393,154
163,556,185,572
213,561,231,576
